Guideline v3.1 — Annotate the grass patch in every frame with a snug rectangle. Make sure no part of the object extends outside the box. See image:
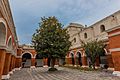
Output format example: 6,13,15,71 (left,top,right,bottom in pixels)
62,65,100,71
